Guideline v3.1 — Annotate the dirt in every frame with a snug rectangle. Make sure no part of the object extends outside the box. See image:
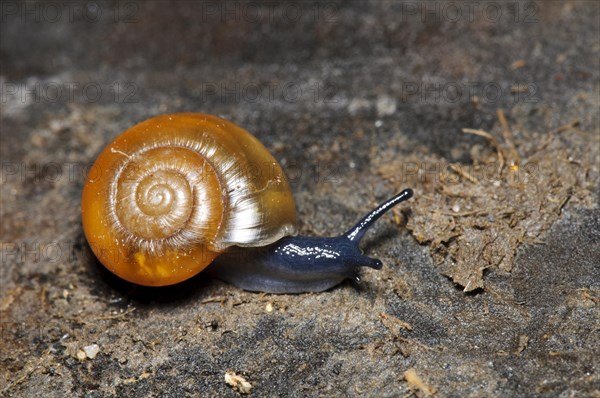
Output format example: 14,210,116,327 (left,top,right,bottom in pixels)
377,112,598,292
1,1,599,397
